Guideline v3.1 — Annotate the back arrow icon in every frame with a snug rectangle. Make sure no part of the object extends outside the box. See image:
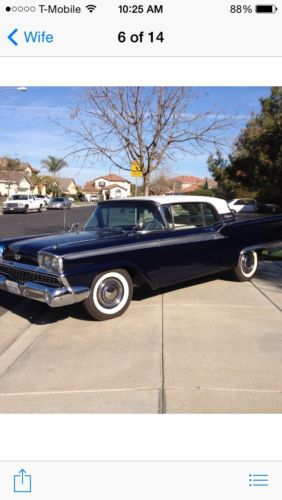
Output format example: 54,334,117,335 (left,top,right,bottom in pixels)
8,28,18,46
